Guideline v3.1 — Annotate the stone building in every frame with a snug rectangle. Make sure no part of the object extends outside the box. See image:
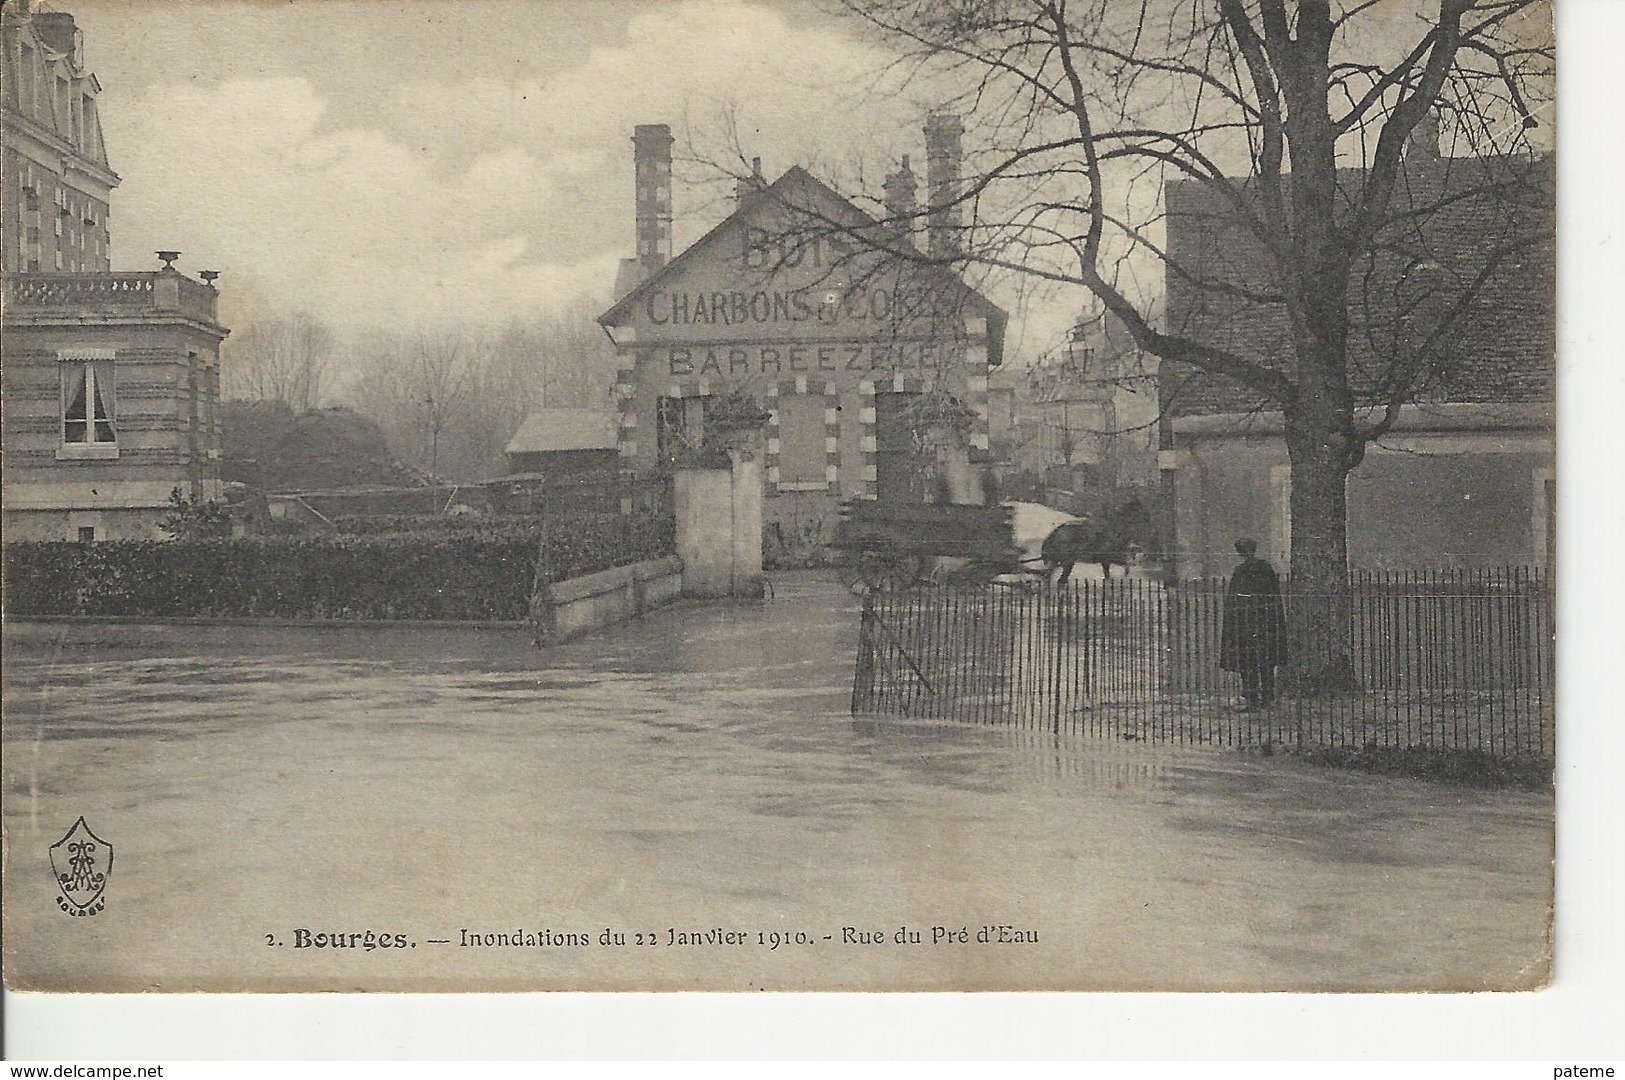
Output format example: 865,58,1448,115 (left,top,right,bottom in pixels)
1157,133,1554,577
2,1,228,541
1,0,112,276
597,119,1008,540
1023,311,1158,495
